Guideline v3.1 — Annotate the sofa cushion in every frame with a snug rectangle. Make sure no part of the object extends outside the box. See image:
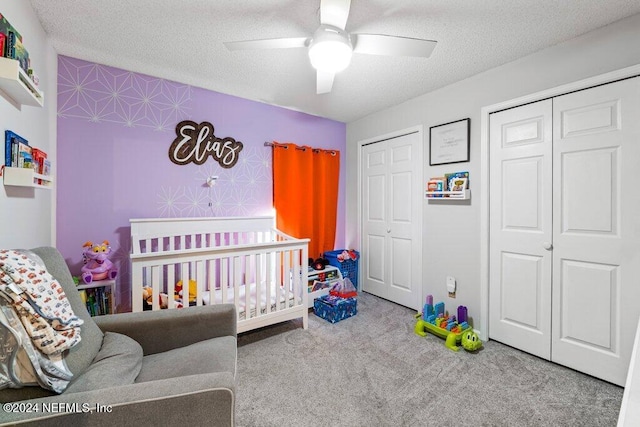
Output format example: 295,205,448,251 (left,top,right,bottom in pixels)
136,336,236,383
31,247,104,377
65,332,143,393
